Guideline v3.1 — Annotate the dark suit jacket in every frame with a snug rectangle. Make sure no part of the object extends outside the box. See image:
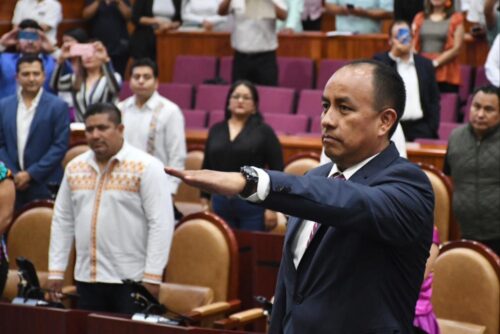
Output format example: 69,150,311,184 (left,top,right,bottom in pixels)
374,52,440,141
263,143,434,334
0,91,69,206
